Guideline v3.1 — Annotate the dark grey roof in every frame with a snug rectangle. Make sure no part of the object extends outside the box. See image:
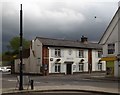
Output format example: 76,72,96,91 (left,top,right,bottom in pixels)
36,37,102,49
